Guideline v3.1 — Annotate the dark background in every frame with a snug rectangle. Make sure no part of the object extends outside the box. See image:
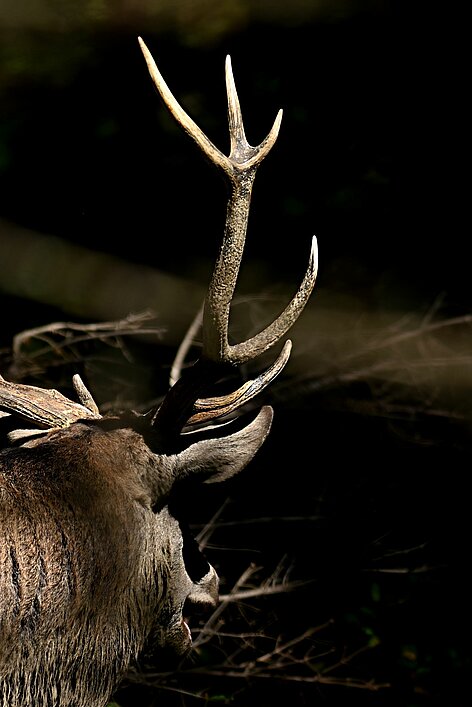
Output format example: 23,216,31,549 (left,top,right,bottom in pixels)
1,2,470,706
